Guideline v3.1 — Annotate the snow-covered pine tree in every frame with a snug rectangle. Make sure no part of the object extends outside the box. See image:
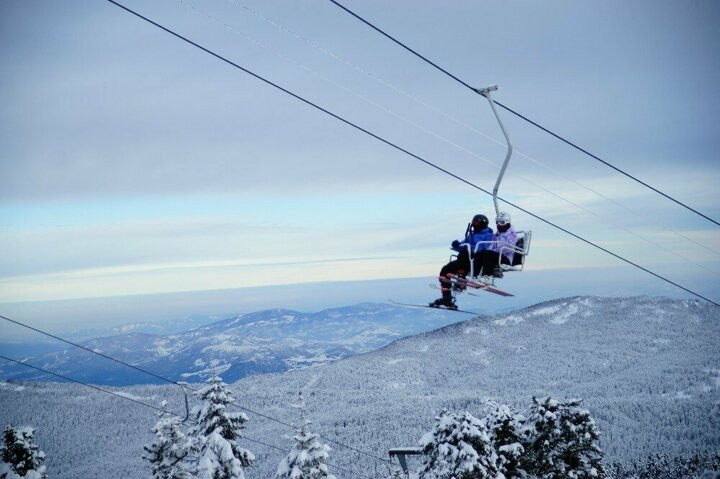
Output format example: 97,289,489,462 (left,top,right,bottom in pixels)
275,392,335,479
484,402,526,478
188,374,255,479
143,401,192,479
521,396,605,478
0,425,47,479
417,409,500,479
